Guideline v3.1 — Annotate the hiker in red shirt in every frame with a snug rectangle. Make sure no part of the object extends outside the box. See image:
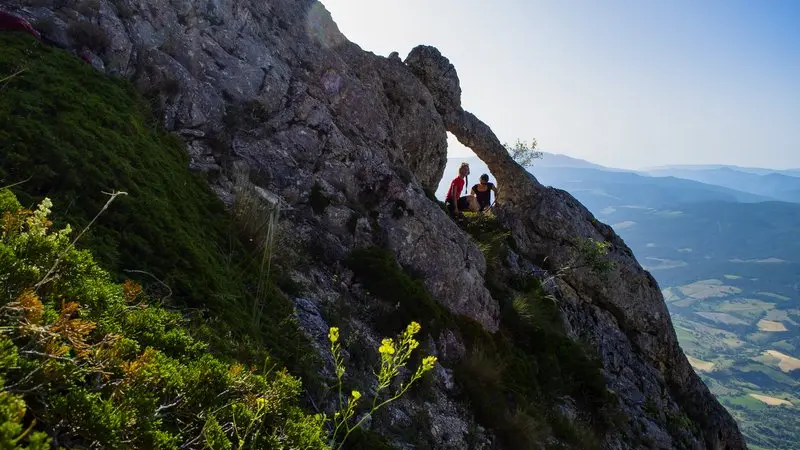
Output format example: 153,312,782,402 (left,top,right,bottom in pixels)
0,11,41,39
445,162,472,217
